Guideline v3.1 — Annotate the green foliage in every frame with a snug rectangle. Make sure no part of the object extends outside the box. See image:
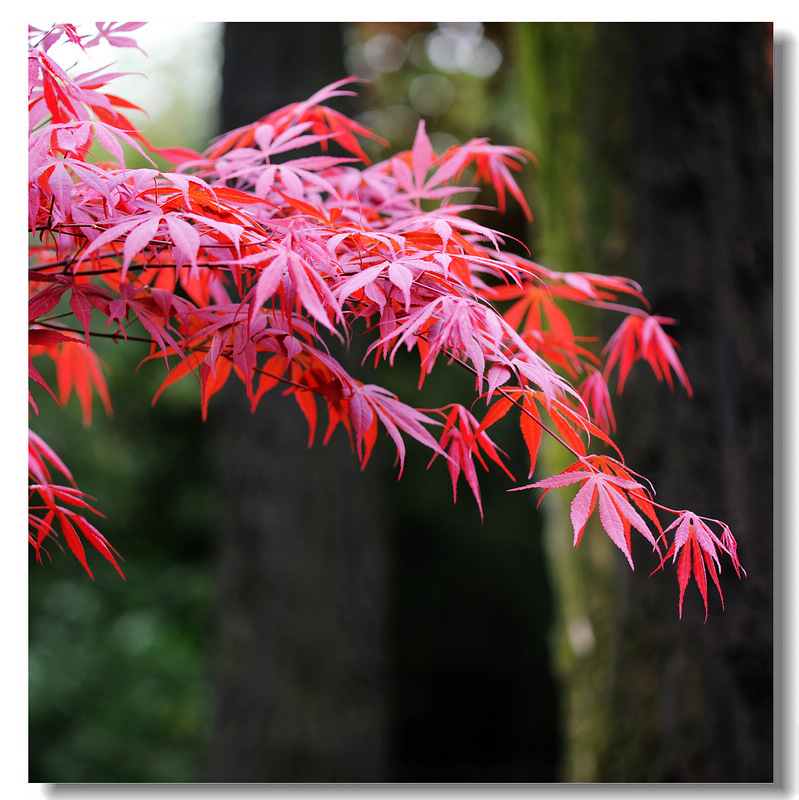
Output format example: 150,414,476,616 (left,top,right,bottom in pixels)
29,341,214,782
